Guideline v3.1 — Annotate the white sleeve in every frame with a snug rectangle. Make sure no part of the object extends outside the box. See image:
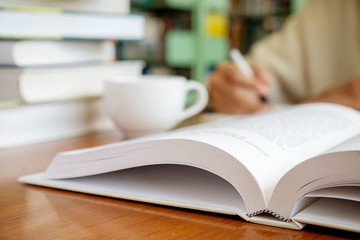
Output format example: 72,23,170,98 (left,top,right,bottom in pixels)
246,0,328,104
